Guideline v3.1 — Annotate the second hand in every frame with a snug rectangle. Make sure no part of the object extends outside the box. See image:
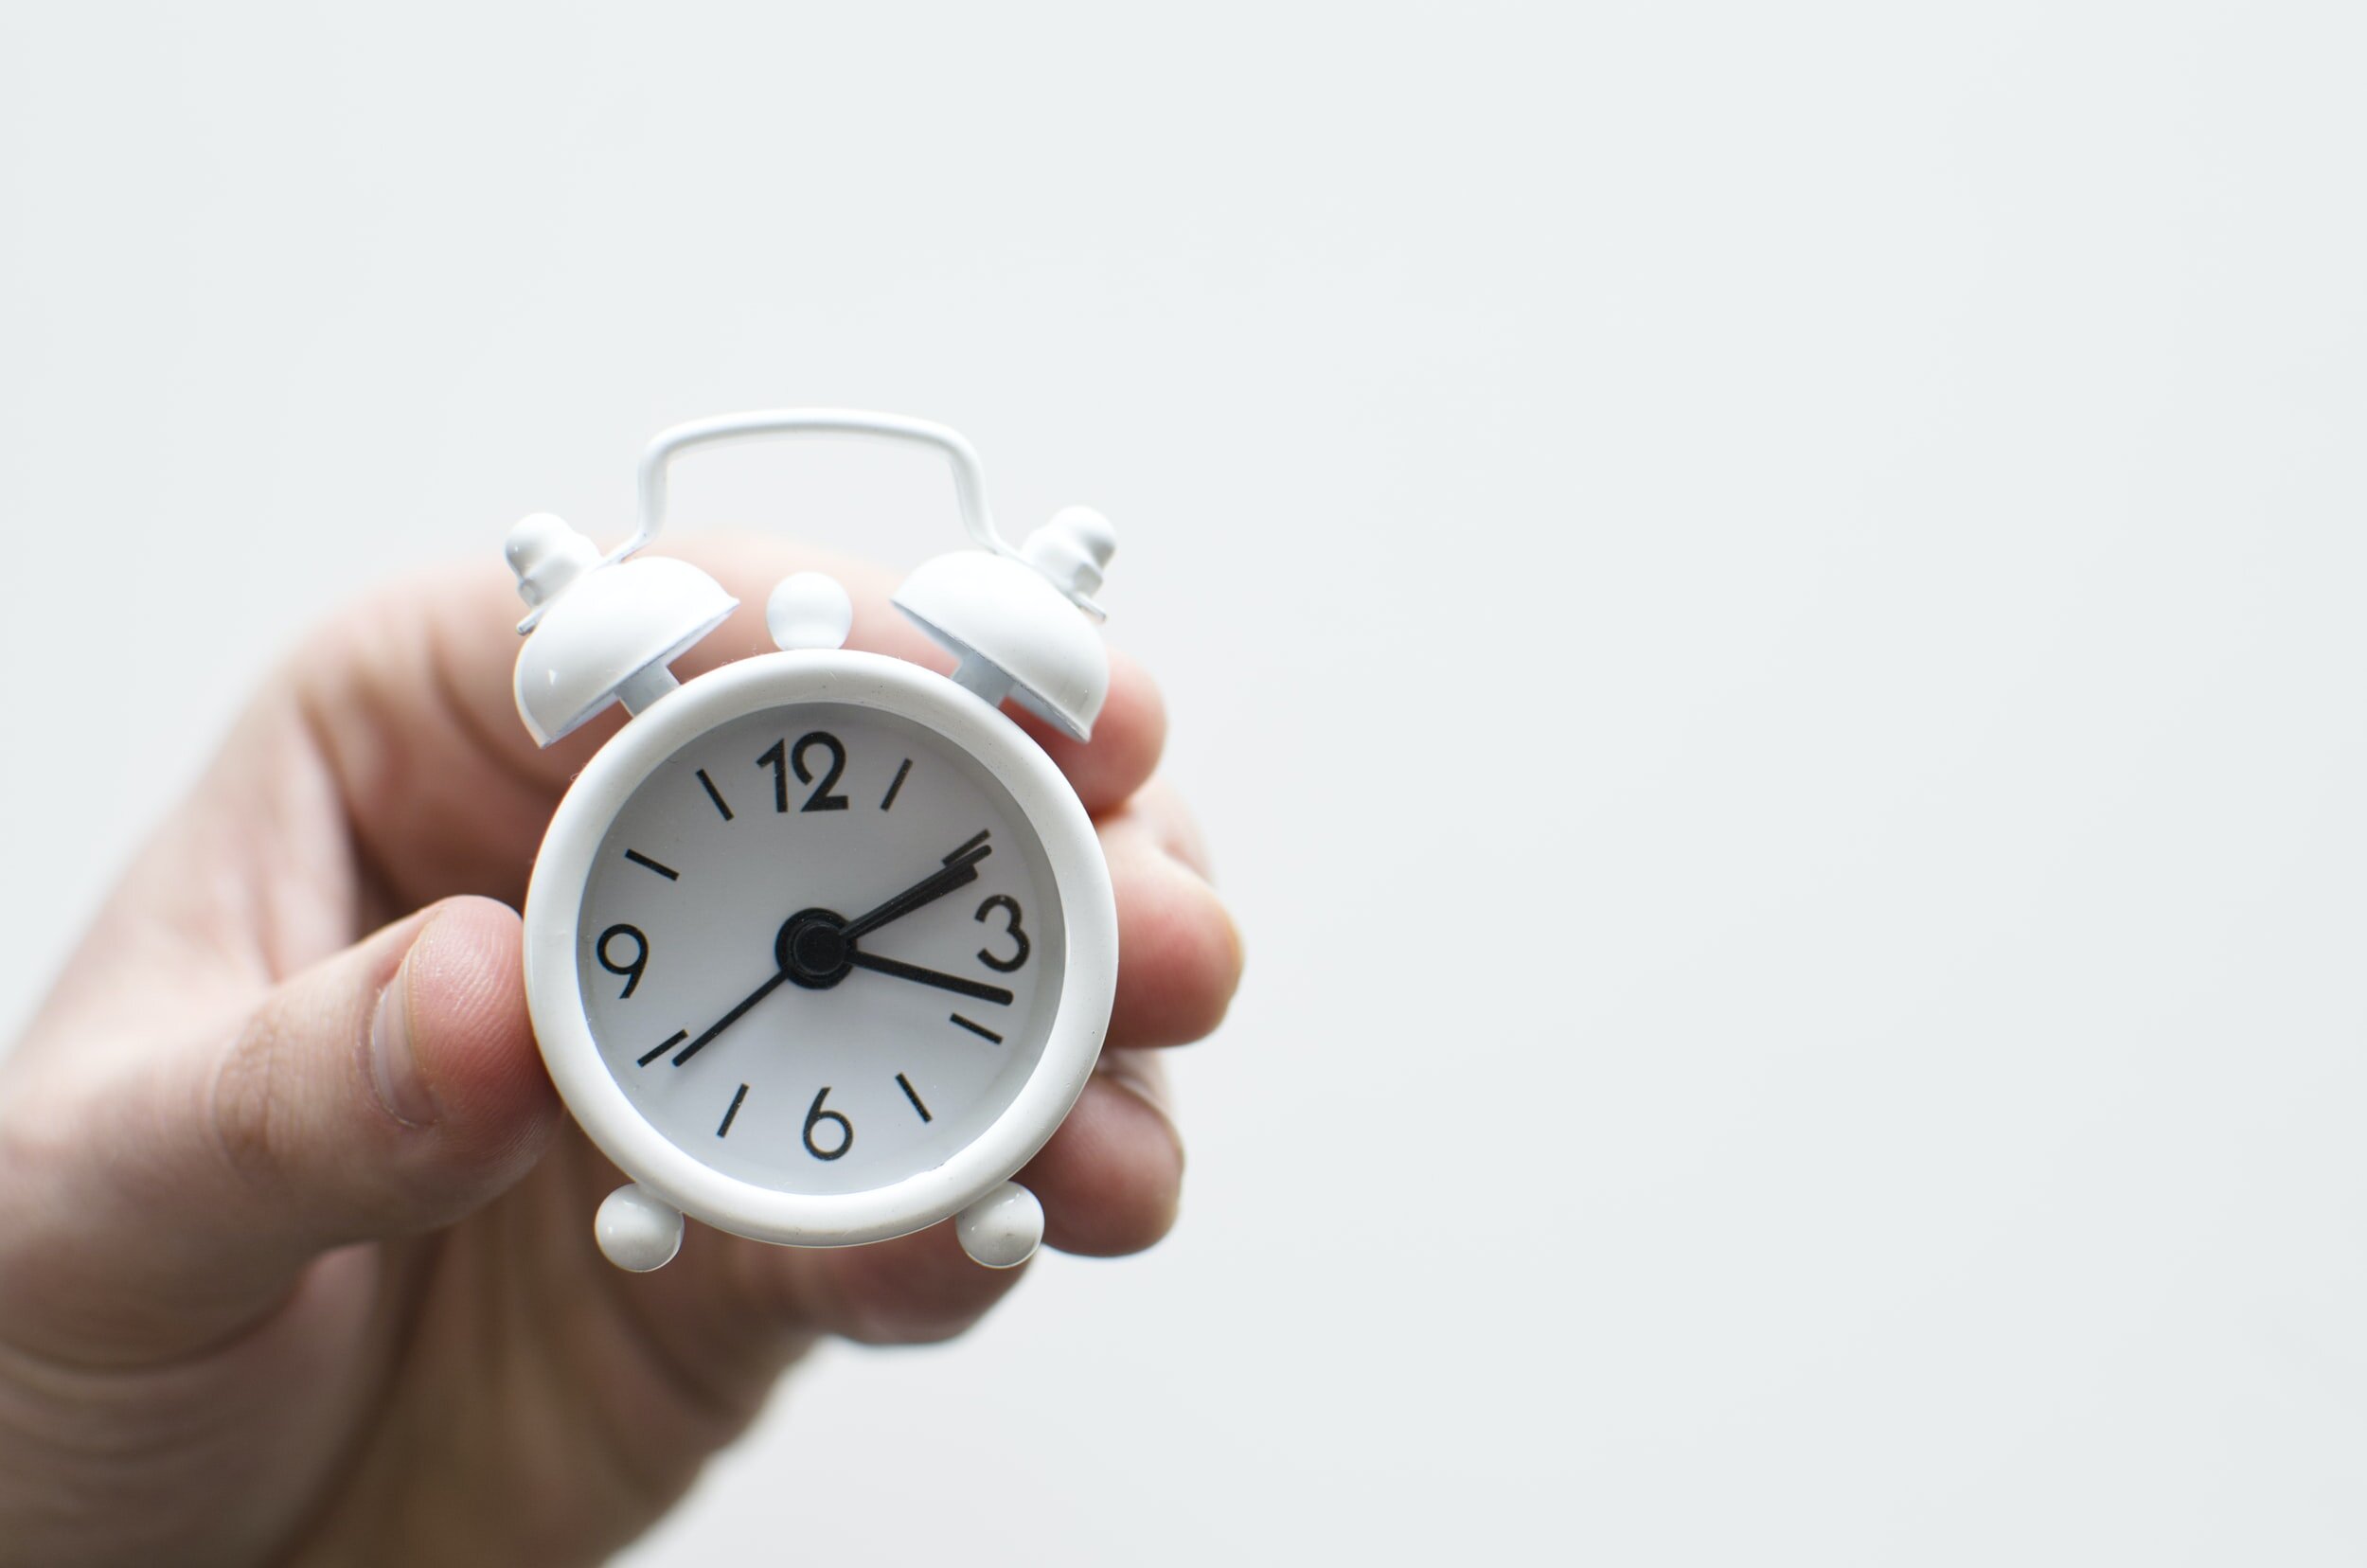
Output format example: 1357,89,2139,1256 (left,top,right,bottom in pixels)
670,968,792,1066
